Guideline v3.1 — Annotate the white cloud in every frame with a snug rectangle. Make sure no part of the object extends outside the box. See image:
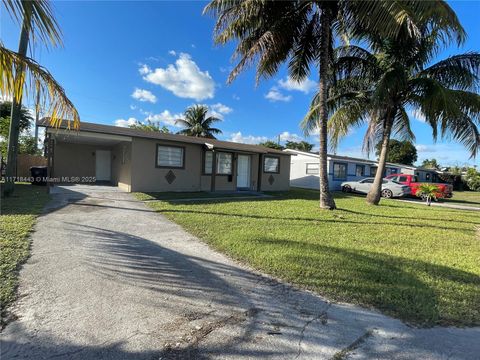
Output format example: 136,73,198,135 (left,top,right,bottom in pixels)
129,104,137,110
279,131,303,142
145,110,183,127
210,103,232,115
115,117,137,127
278,76,316,94
141,53,215,101
131,88,157,103
168,50,176,56
138,64,150,75
232,94,240,100
265,87,292,102
229,132,268,145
